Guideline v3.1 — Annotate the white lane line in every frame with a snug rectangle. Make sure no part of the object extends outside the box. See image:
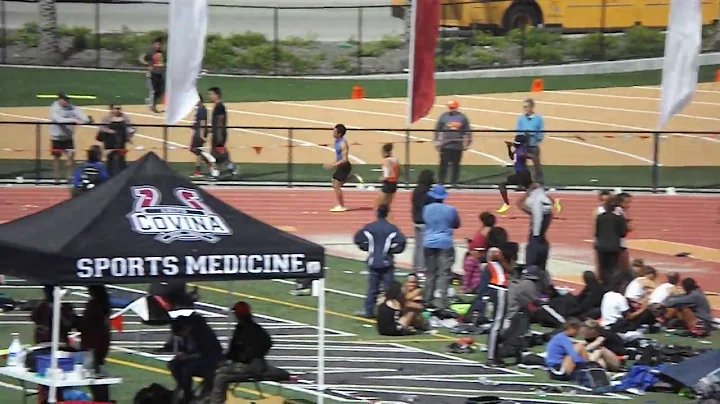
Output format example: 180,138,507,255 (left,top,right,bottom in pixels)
634,85,720,95
363,98,655,164
457,94,720,146
270,101,509,165
548,90,720,106
82,107,366,165
457,94,720,123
